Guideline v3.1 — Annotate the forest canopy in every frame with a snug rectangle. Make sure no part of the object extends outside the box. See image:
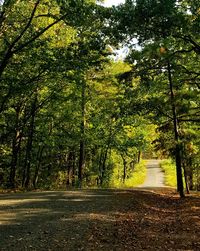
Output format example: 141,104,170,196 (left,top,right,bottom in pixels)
0,0,199,197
